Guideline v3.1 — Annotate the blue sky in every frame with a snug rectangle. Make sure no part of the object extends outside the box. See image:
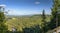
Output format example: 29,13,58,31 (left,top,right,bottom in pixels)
0,0,53,15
